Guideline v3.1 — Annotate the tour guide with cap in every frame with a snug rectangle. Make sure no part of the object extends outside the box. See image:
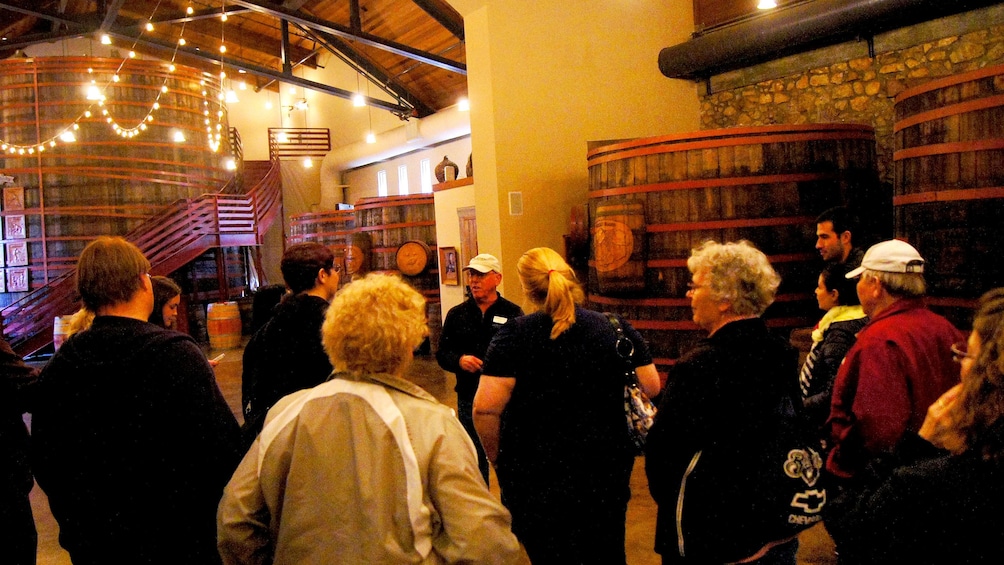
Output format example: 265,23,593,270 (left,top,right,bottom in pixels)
826,239,963,480
436,253,522,485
